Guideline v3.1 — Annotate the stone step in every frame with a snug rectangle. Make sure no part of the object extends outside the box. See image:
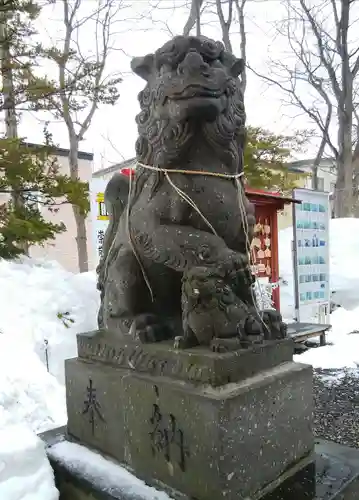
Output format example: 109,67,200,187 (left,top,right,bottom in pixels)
40,428,359,500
